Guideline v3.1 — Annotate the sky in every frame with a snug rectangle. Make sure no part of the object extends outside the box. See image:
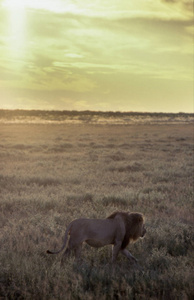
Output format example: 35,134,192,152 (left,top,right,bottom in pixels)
0,0,193,112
